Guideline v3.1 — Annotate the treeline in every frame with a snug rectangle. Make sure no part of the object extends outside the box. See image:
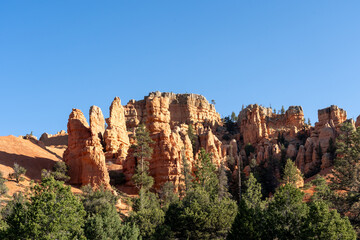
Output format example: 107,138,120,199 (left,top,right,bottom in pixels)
0,122,359,239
